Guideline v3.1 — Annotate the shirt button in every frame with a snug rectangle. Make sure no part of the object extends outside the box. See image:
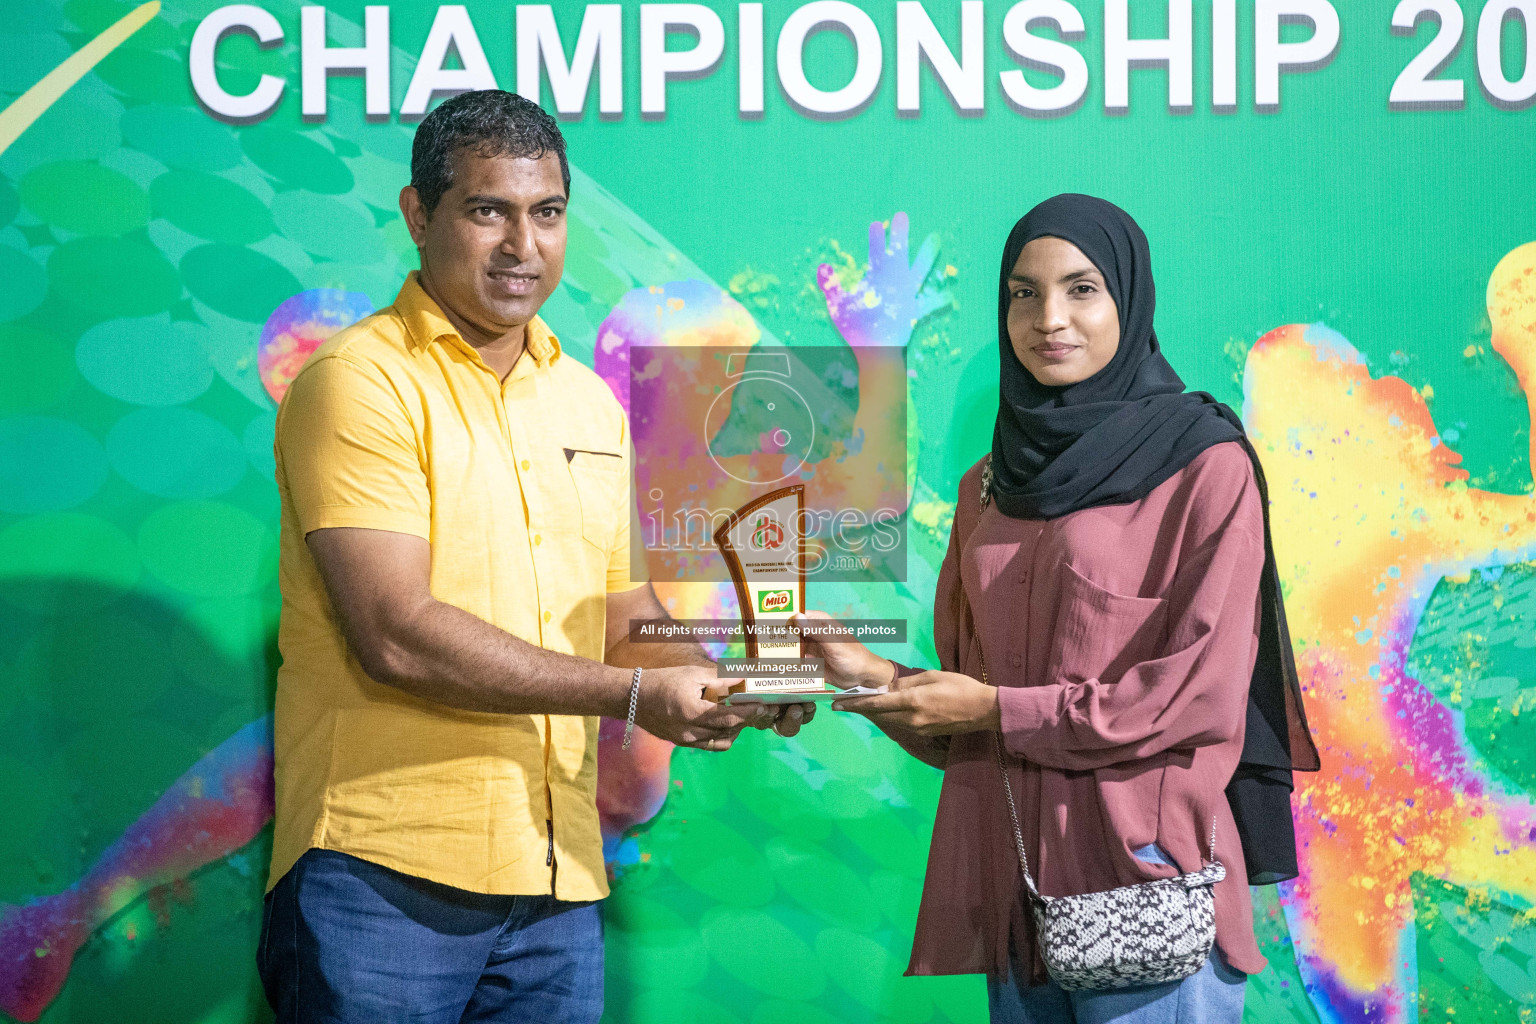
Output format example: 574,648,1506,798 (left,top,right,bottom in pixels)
521,459,531,470
1010,654,1022,668
543,610,552,623
534,534,542,546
